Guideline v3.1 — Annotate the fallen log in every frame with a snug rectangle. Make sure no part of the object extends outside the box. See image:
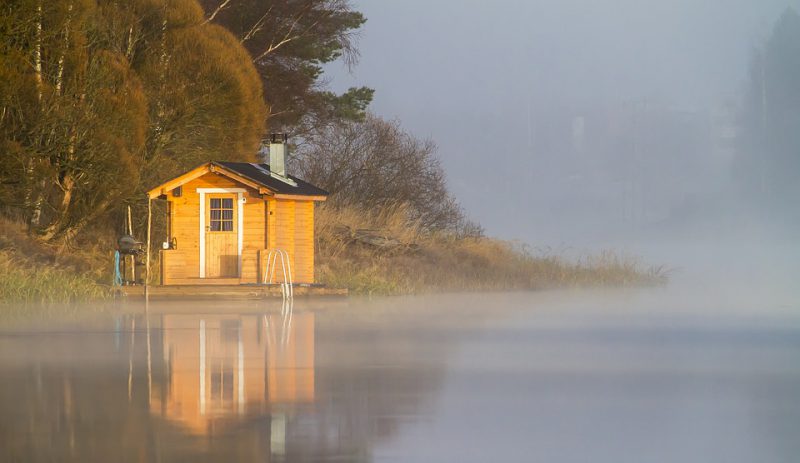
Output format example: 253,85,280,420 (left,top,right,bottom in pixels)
332,225,405,249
